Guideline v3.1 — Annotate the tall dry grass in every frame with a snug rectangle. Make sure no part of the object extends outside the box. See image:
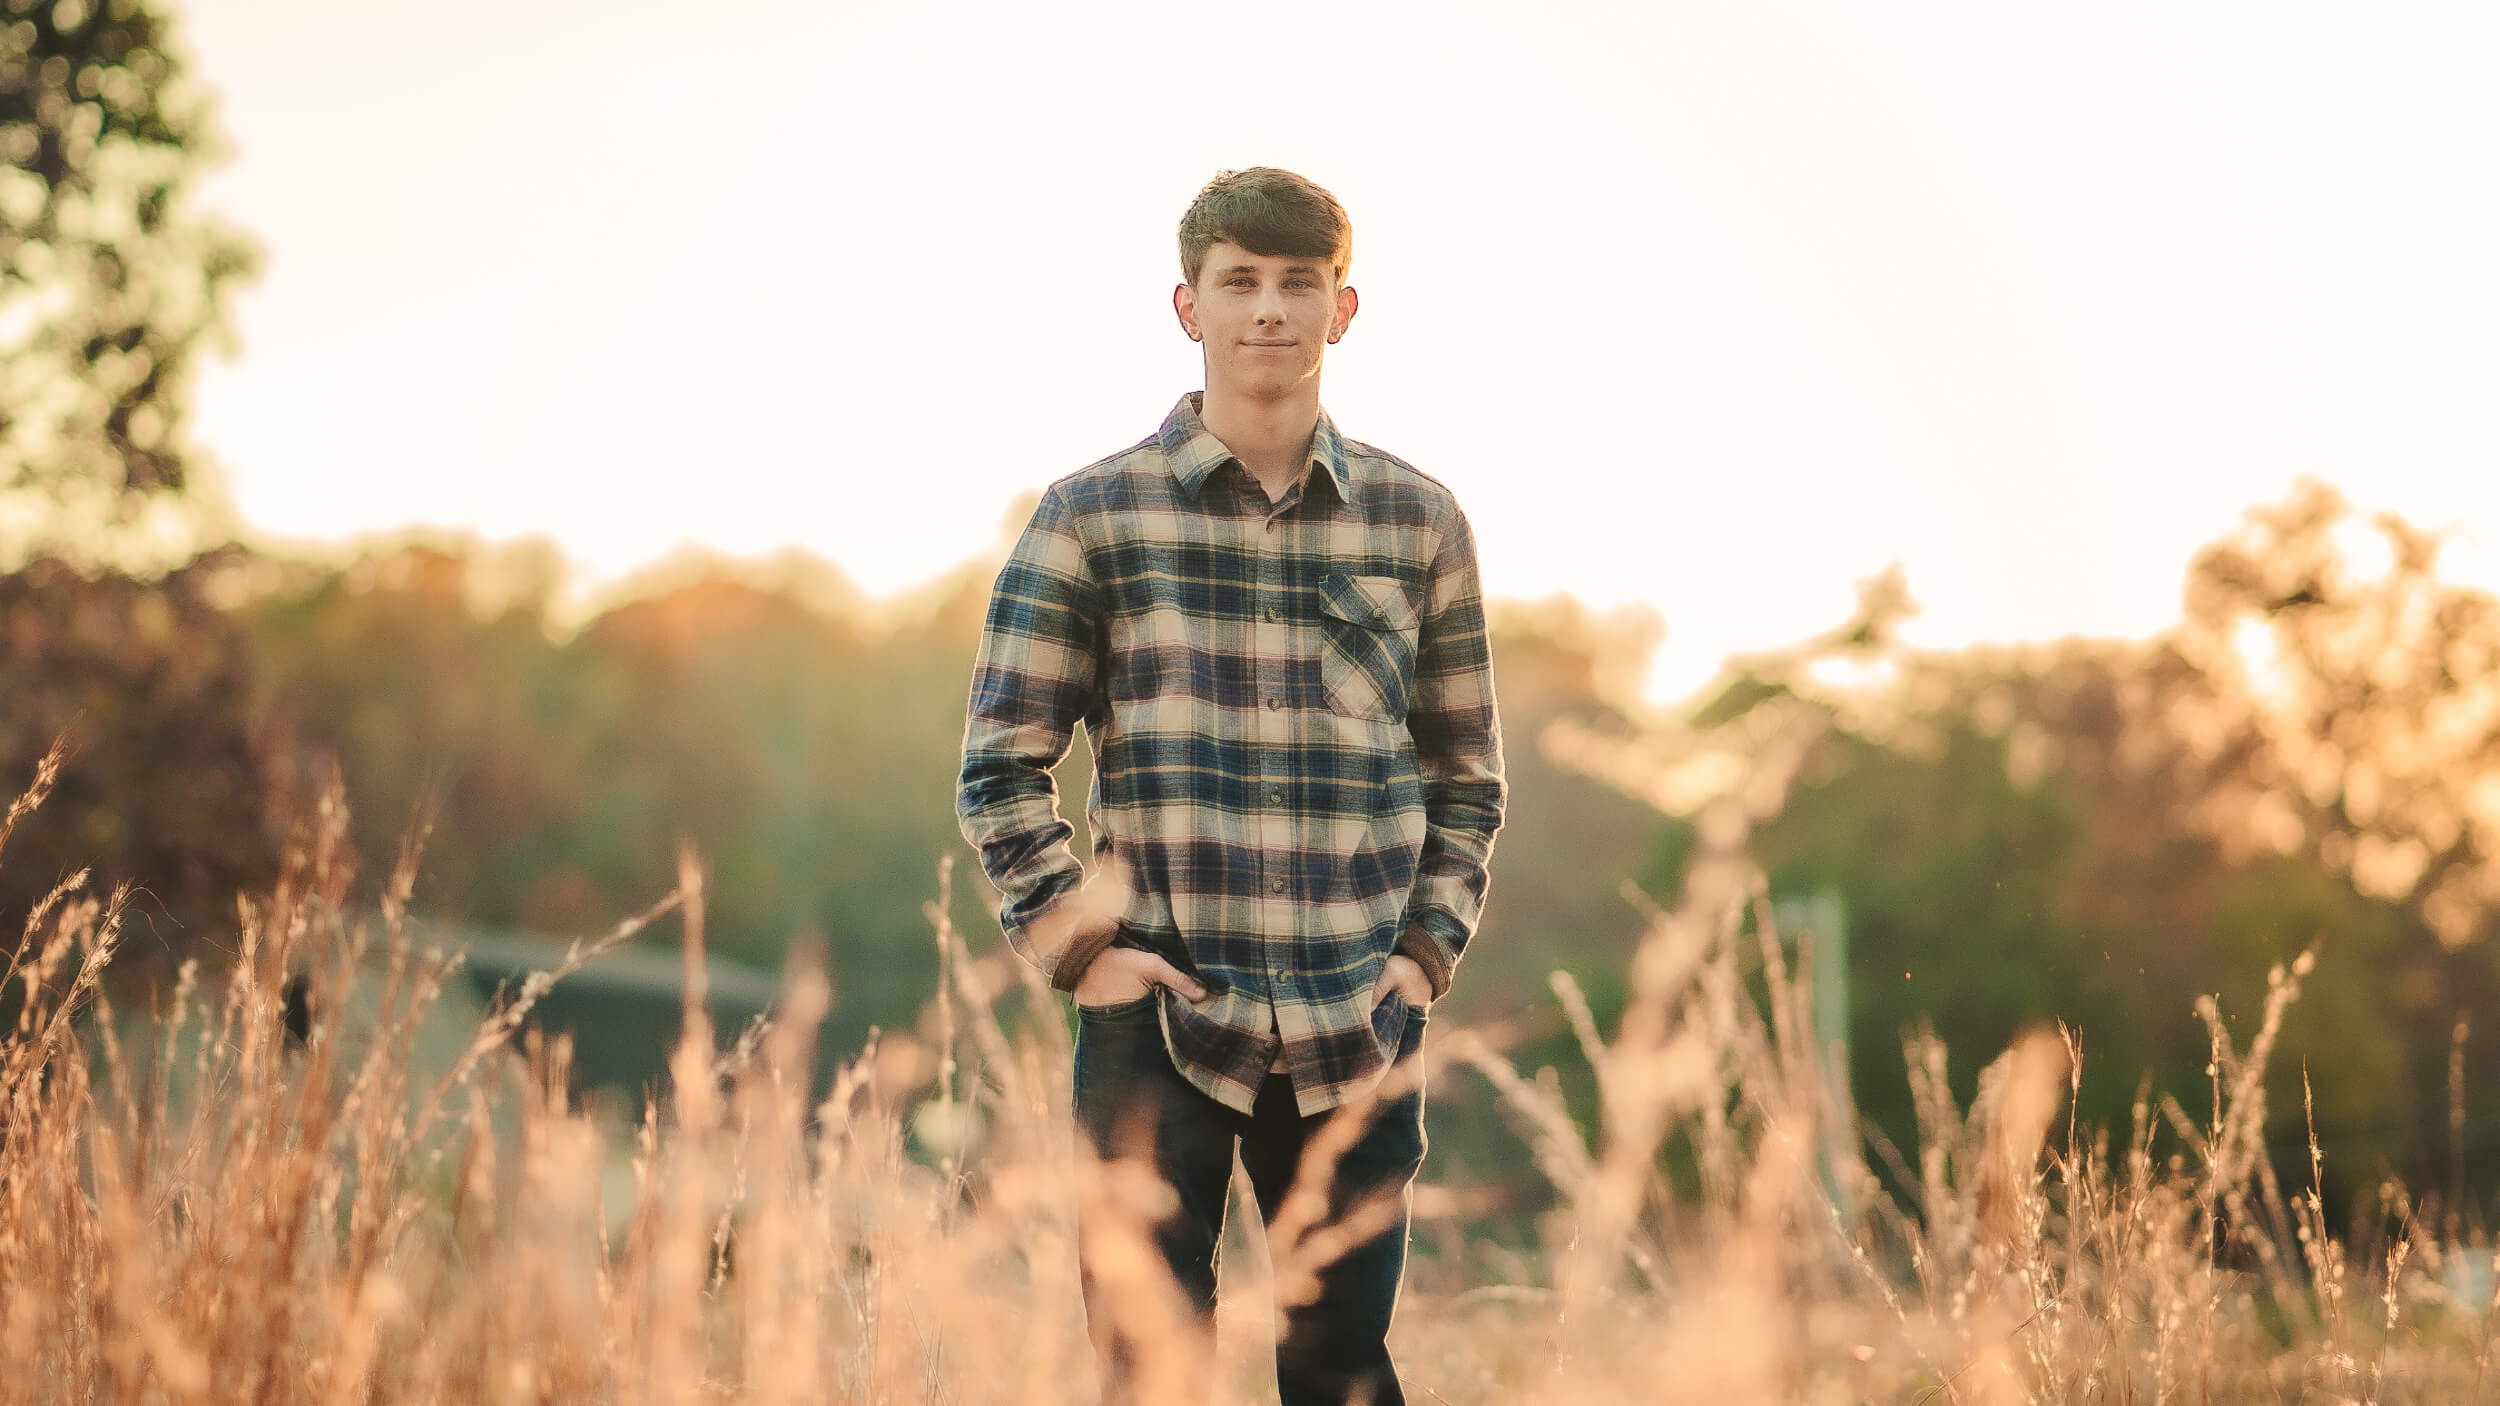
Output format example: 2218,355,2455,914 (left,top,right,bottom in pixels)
3,724,2497,1404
